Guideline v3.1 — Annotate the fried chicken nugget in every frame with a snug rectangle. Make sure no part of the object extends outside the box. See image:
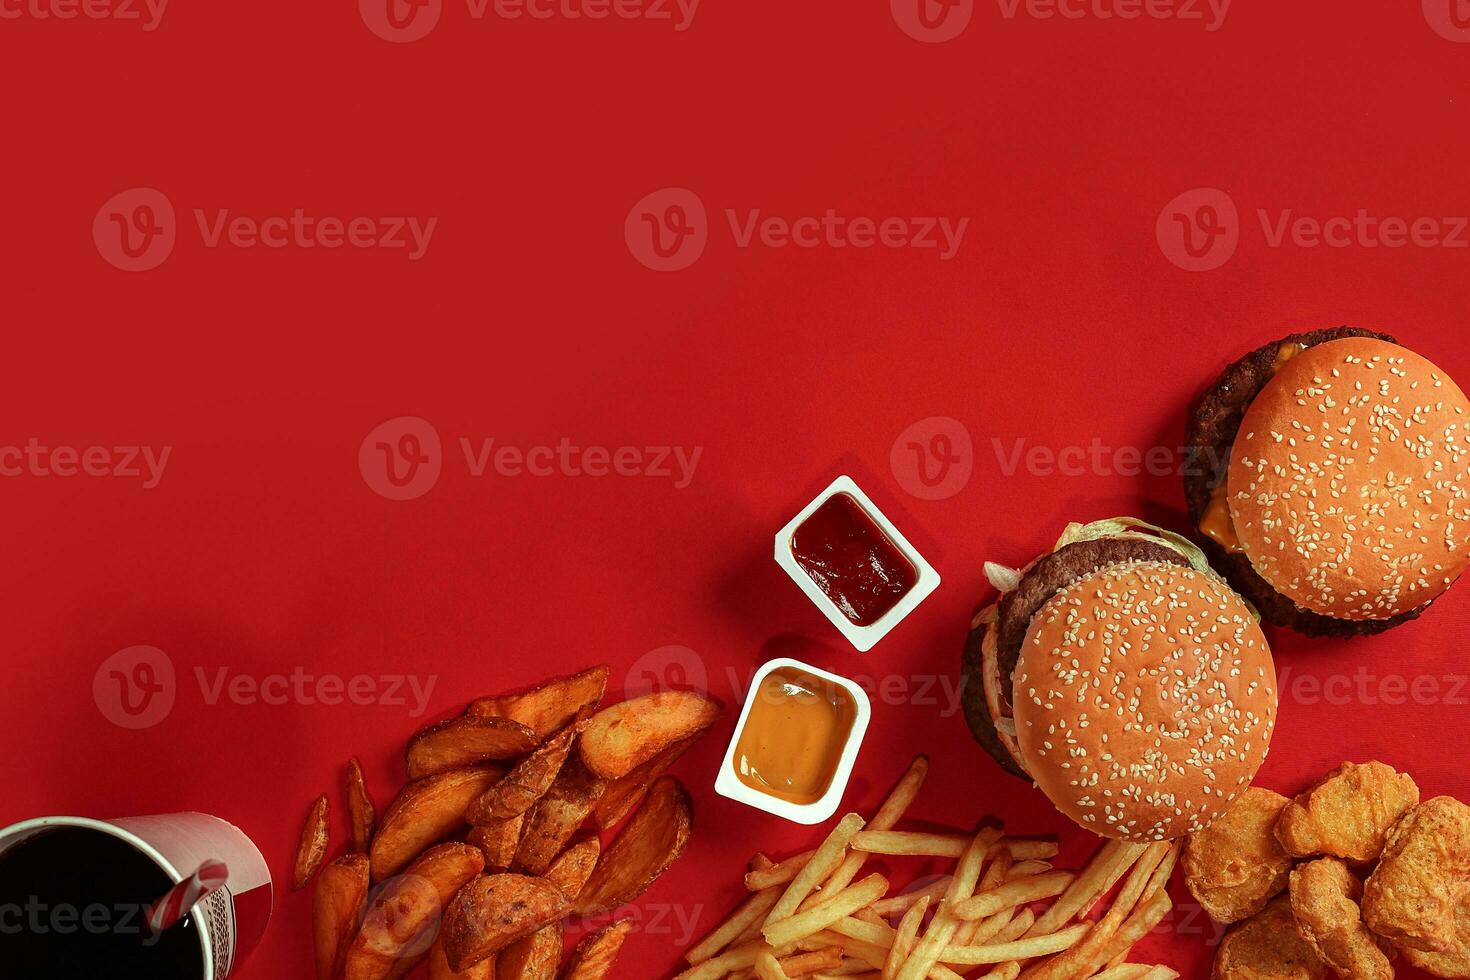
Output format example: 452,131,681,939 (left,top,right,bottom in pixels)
1288,857,1393,980
1276,761,1420,864
1185,787,1294,923
1400,891,1470,978
1213,895,1327,980
1364,796,1470,954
